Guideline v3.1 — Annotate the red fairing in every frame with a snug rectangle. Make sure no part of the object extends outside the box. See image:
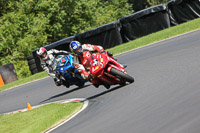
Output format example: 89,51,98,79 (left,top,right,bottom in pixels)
106,58,124,73
80,51,127,85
